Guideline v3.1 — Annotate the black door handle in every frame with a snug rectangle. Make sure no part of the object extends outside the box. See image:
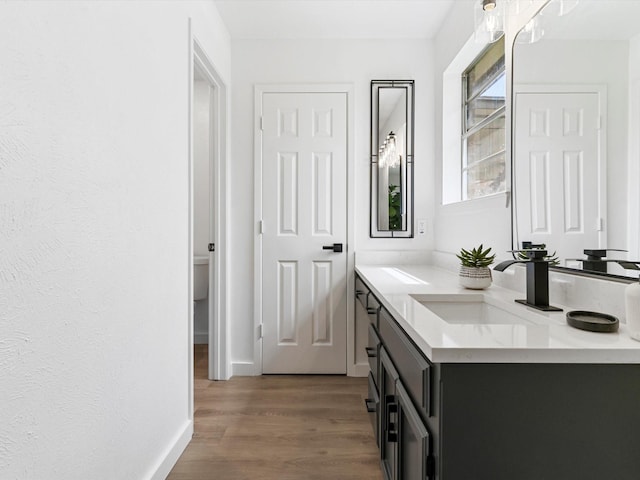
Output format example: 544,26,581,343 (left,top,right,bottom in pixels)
322,243,343,253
